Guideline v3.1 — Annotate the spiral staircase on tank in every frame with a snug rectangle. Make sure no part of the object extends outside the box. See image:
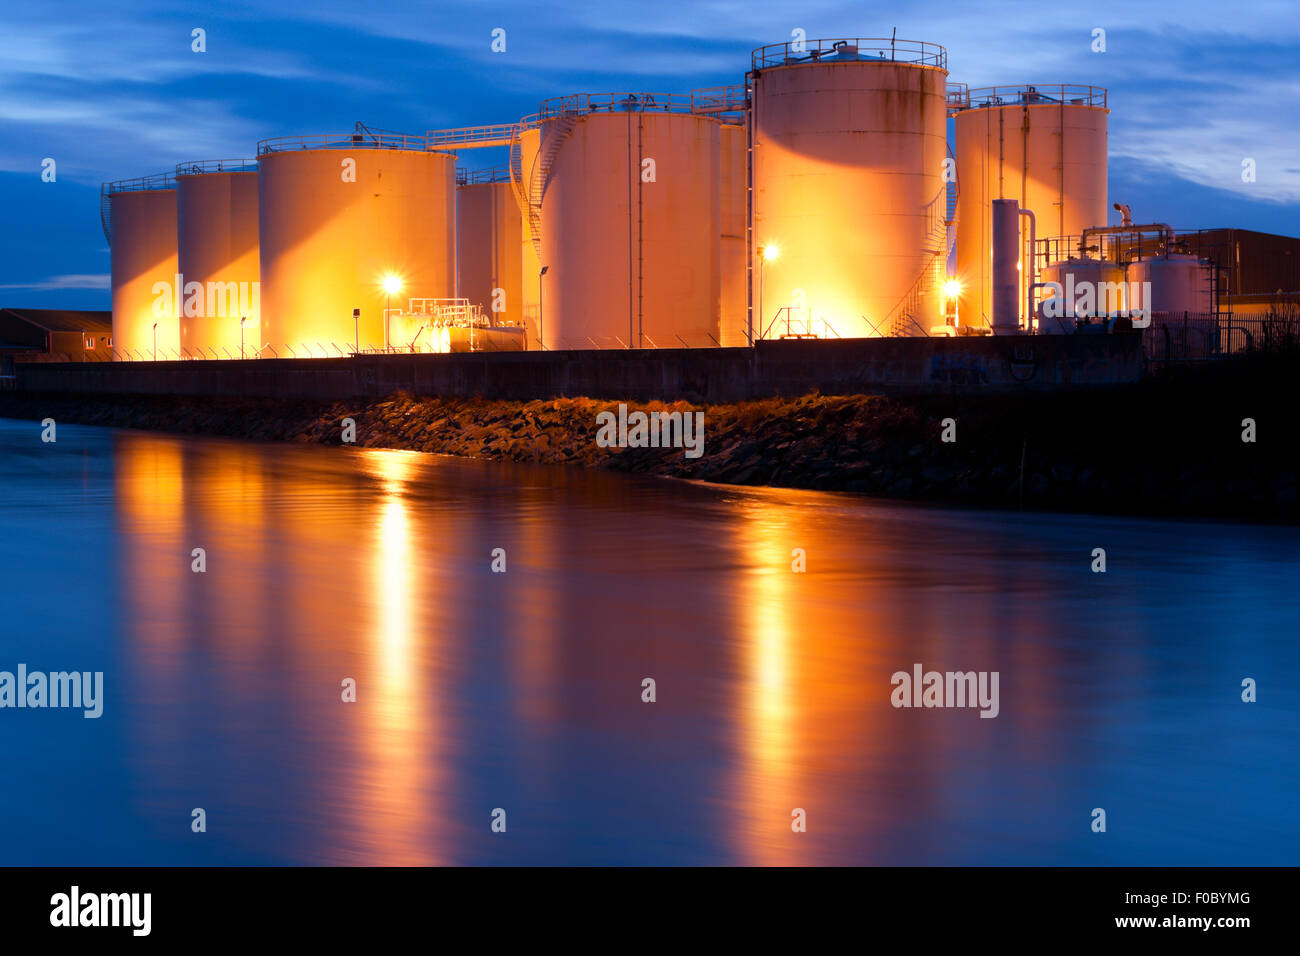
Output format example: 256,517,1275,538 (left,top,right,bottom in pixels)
879,150,959,337
509,111,579,261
